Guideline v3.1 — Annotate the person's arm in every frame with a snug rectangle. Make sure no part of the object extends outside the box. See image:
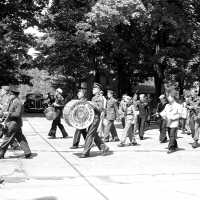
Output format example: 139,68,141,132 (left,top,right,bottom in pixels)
114,100,119,119
8,101,22,119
